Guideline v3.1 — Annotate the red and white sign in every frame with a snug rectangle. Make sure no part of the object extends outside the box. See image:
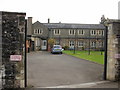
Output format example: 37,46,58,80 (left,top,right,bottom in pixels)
10,55,22,61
